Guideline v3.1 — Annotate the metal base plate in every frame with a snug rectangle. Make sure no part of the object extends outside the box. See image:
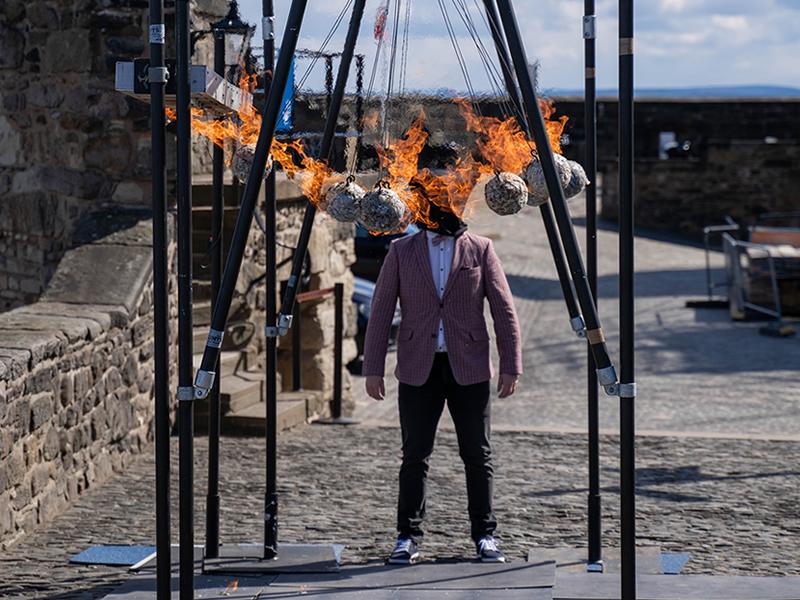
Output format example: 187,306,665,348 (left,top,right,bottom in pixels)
685,299,729,309
529,547,664,575
314,416,361,425
203,543,341,574
270,558,556,590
